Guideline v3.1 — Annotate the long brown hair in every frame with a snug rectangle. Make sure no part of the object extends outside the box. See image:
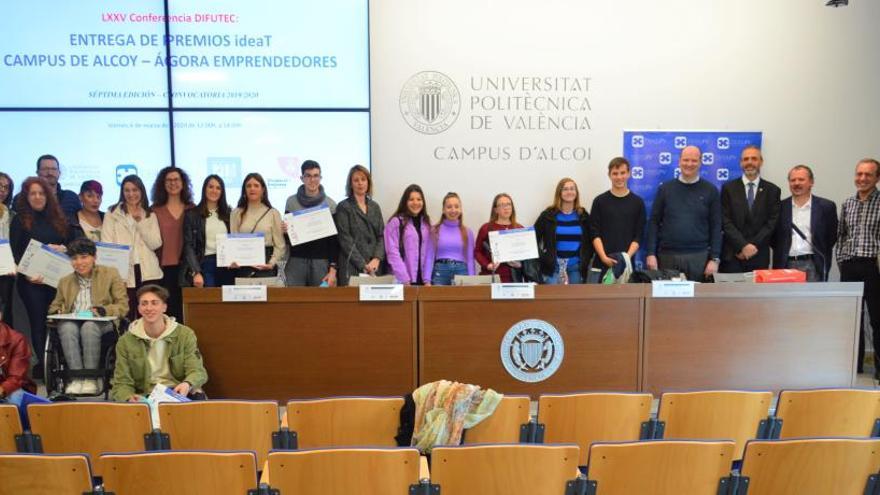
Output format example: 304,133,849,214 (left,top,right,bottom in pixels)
236,173,272,217
15,176,68,235
151,166,194,207
111,175,152,217
489,193,518,226
433,192,469,258
196,175,231,223
548,177,584,214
